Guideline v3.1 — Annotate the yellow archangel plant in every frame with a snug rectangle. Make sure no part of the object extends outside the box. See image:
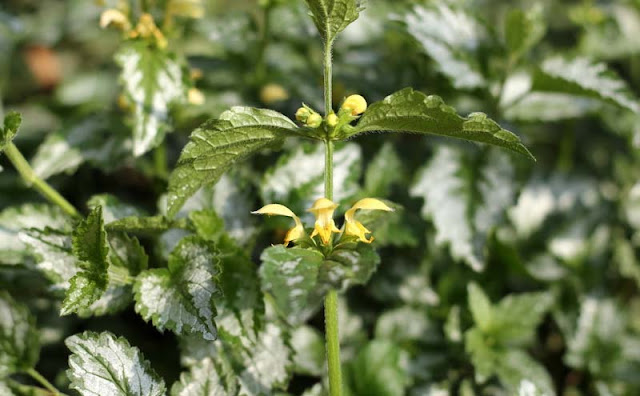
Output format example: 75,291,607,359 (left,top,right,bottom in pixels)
253,197,394,246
